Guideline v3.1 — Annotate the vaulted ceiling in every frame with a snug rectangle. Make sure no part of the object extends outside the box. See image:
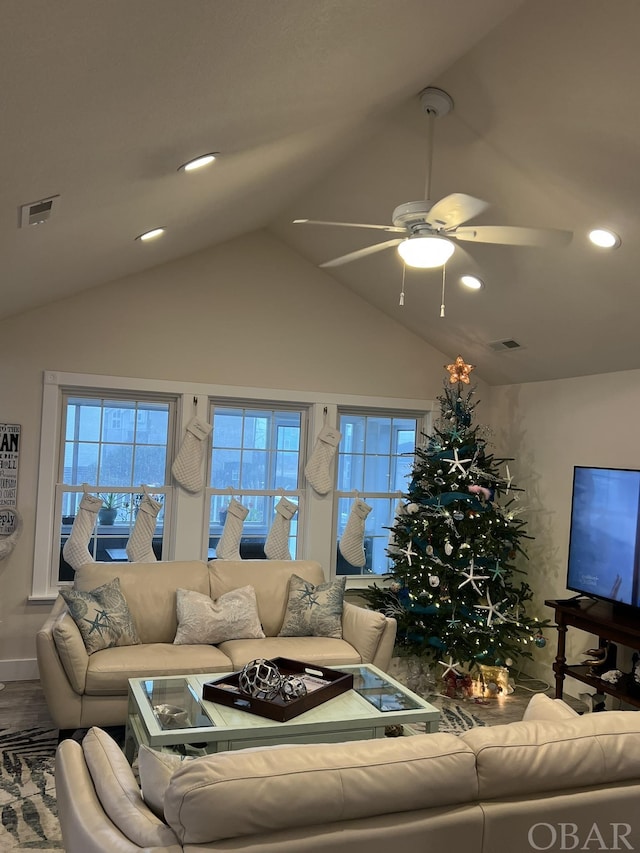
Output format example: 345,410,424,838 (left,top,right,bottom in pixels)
2,0,638,384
